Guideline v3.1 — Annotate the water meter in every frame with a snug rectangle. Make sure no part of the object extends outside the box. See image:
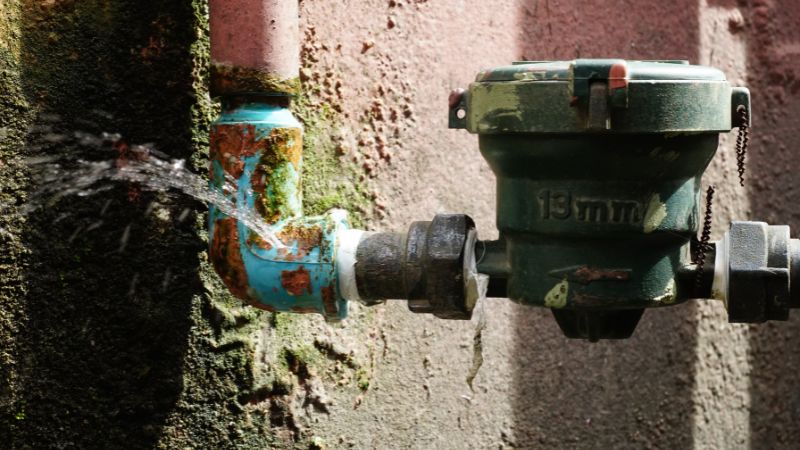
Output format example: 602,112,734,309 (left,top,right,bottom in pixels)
447,59,750,339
